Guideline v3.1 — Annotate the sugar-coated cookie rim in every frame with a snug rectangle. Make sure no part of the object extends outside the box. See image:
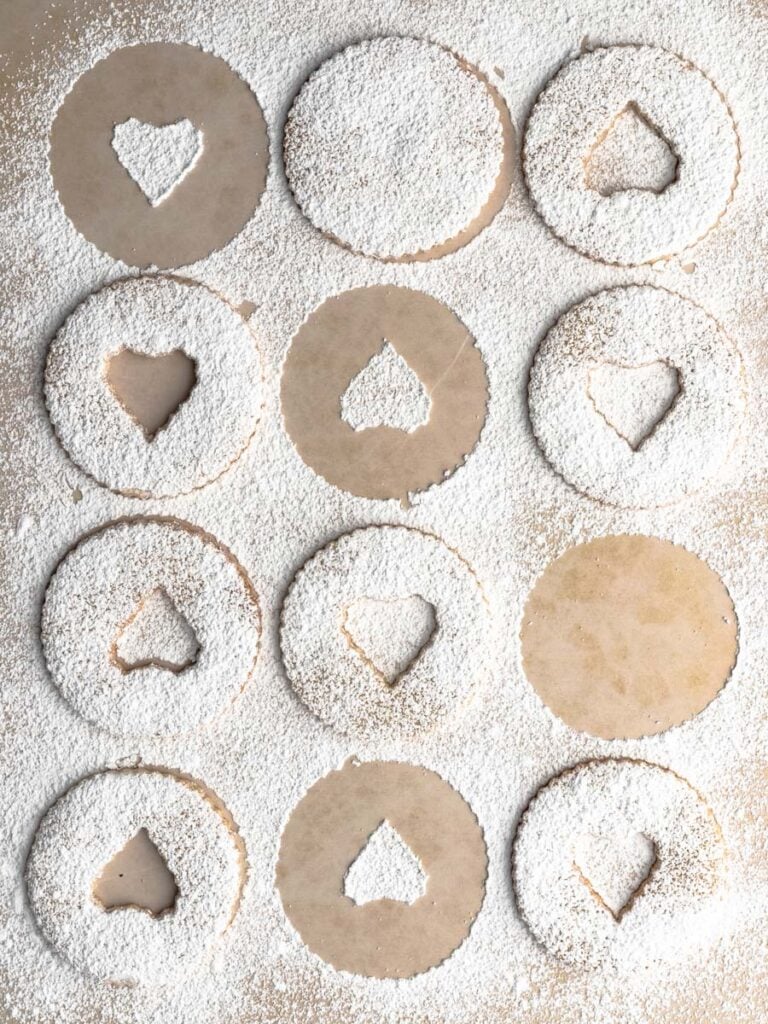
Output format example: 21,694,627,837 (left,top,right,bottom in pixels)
521,43,741,267
41,516,262,736
283,35,512,262
43,274,265,500
526,283,747,509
